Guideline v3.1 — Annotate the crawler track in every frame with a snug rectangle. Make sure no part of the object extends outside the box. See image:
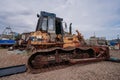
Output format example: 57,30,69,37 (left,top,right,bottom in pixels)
29,61,70,74
28,47,96,72
27,46,109,73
